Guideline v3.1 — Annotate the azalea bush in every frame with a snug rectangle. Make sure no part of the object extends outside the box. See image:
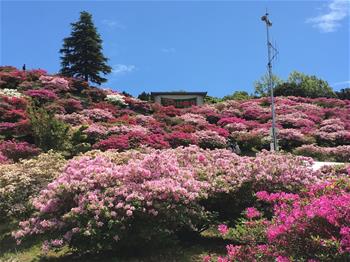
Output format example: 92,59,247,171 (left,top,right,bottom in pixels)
14,147,220,251
0,140,40,162
166,131,197,148
58,98,83,113
0,151,66,221
207,175,350,262
82,108,114,122
201,150,323,221
12,146,330,254
294,144,350,162
39,75,70,92
194,130,227,149
105,93,127,106
24,89,58,104
0,88,23,98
